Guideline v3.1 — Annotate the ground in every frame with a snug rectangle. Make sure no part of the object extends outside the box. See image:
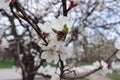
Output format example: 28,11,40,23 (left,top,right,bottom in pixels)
1,63,120,80
0,68,112,80
88,72,111,80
